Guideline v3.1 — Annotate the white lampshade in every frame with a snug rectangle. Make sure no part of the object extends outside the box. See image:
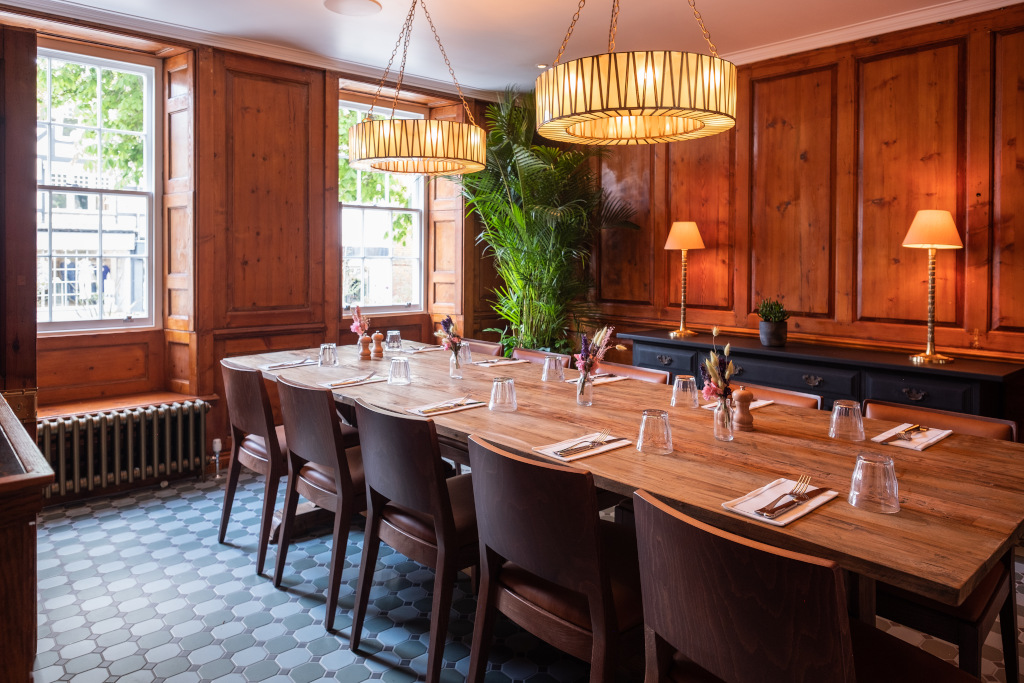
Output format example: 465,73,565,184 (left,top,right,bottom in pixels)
664,222,705,251
902,210,963,249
